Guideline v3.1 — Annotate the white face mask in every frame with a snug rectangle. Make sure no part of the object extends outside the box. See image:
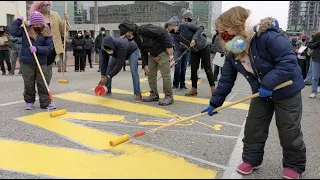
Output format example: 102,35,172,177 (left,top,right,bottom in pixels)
101,31,105,35
78,33,82,37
